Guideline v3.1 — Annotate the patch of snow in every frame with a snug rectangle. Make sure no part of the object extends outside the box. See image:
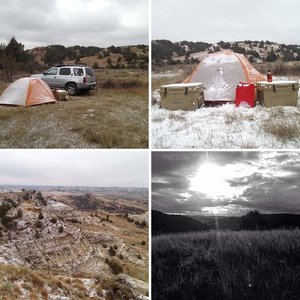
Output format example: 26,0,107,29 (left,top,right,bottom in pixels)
258,80,298,85
152,90,161,103
202,53,237,66
16,220,26,229
152,70,184,79
151,101,300,149
48,200,72,209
